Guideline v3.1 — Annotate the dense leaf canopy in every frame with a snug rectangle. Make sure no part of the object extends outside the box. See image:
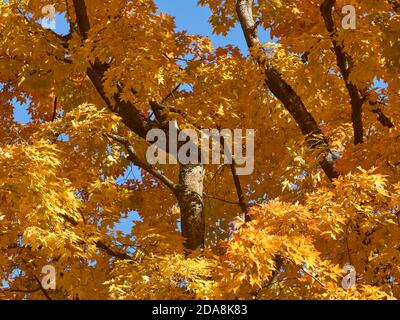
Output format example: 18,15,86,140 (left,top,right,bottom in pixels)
0,0,400,299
